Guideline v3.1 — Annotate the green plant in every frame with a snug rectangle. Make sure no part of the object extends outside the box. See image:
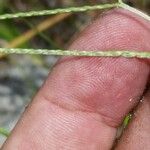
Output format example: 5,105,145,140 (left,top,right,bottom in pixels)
0,128,9,137
0,0,149,58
